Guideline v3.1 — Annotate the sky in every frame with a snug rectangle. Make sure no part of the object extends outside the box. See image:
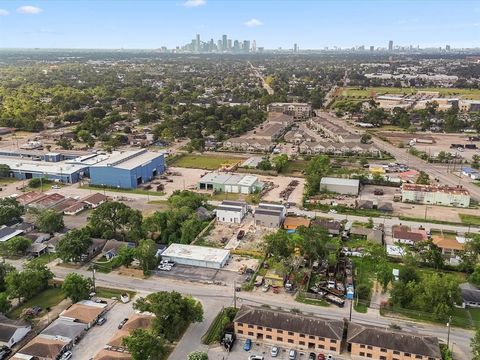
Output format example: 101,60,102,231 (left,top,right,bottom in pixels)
0,0,479,49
